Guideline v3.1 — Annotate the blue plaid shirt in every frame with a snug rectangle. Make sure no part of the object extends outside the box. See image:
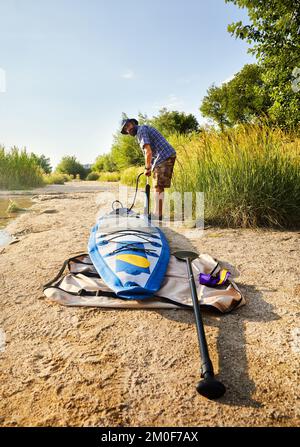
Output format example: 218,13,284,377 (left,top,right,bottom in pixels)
136,125,176,167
